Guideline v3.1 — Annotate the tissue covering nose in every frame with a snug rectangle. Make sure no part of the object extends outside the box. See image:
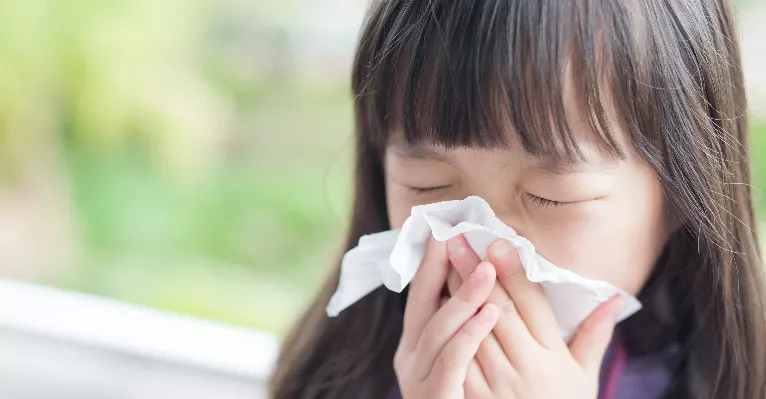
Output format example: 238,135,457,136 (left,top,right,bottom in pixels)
325,196,641,340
